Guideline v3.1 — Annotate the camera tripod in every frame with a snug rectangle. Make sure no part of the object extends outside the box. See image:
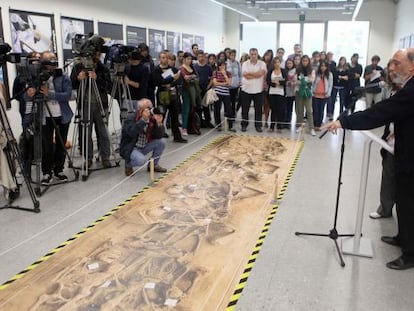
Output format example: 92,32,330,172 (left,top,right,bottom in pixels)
27,93,79,196
108,69,134,136
0,93,39,212
71,74,120,181
295,110,354,267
